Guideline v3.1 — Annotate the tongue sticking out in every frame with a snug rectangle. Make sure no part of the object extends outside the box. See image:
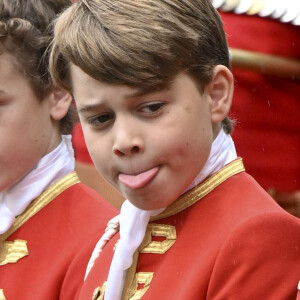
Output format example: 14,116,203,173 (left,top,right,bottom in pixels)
119,166,159,190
